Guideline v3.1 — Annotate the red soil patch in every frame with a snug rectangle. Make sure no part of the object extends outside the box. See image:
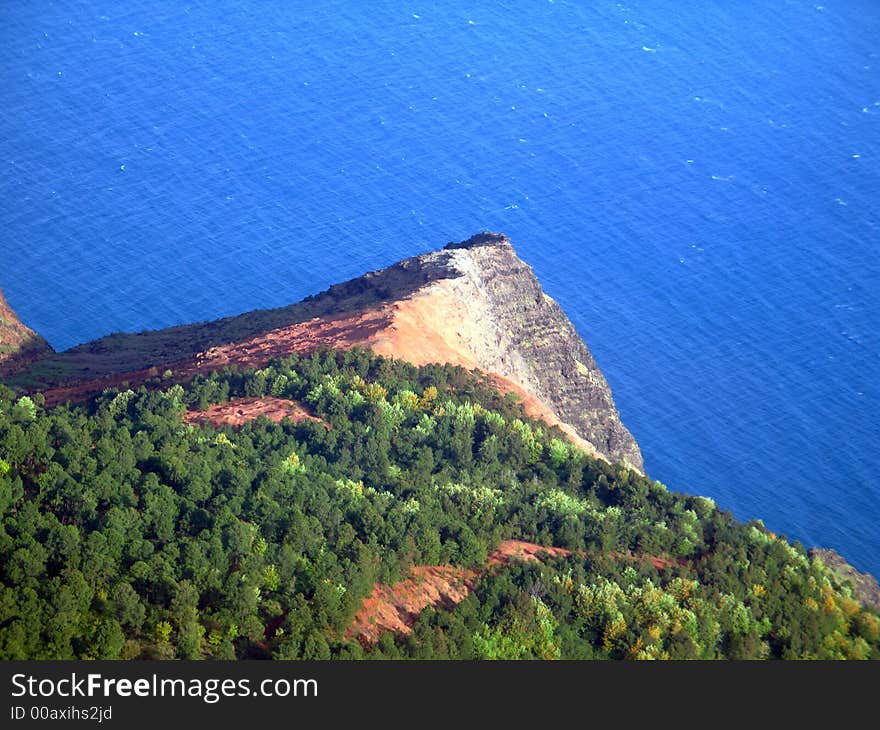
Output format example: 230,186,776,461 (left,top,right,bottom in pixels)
182,397,327,429
348,566,478,643
39,366,177,408
605,551,688,571
346,539,572,646
486,539,573,567
646,555,684,571
189,308,393,373
39,308,394,407
345,540,690,646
